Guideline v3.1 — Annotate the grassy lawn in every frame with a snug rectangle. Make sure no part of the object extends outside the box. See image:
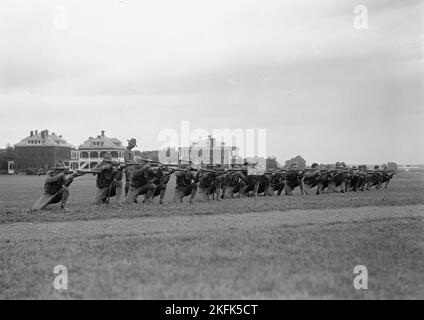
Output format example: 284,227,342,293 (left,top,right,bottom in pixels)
0,172,423,224
0,172,423,299
1,212,423,299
